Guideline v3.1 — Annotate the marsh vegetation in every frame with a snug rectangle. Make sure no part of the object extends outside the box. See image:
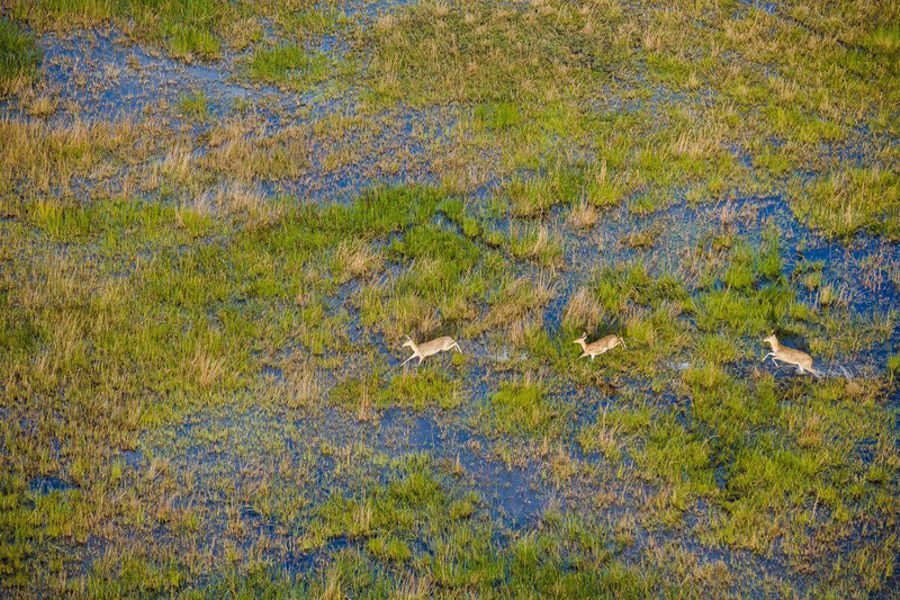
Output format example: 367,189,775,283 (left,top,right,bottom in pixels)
0,0,897,597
